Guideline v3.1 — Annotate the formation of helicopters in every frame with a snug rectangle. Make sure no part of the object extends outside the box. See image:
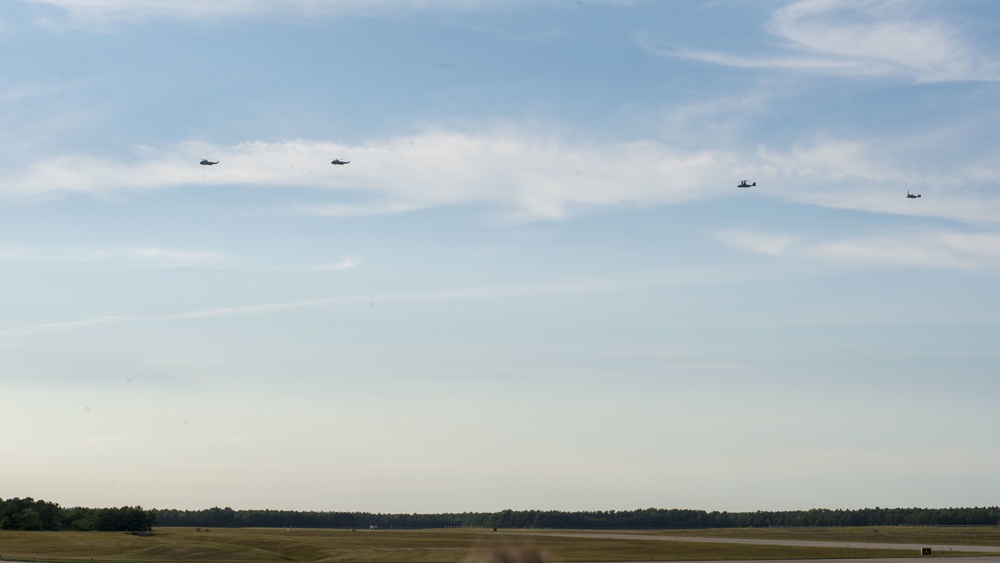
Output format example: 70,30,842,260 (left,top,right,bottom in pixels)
737,180,920,199
199,159,350,166
196,166,921,199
